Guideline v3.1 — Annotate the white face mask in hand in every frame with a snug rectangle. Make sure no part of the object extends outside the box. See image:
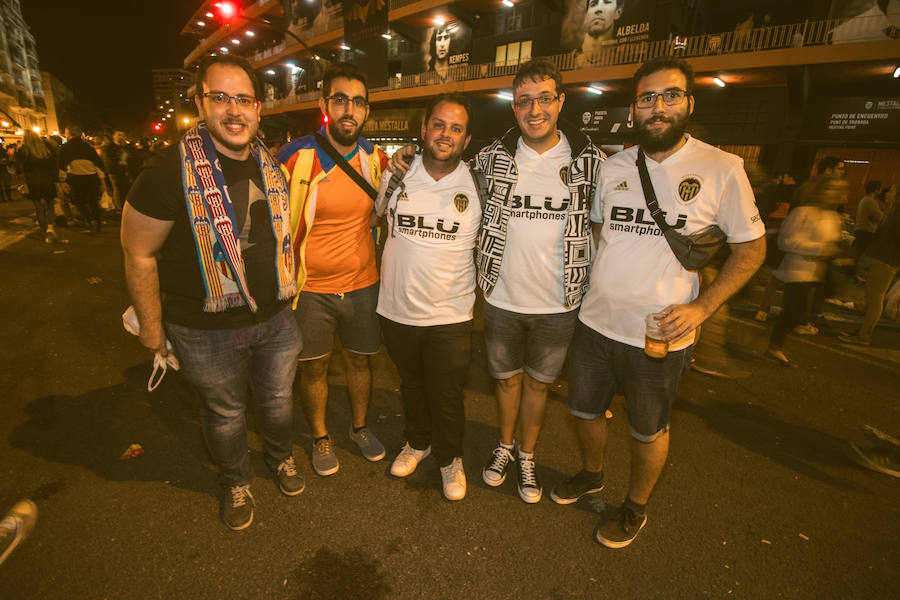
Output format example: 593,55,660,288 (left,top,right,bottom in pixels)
122,306,180,391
